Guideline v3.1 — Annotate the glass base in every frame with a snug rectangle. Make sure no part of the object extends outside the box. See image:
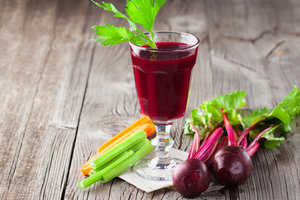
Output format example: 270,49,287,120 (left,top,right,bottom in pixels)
134,157,182,181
